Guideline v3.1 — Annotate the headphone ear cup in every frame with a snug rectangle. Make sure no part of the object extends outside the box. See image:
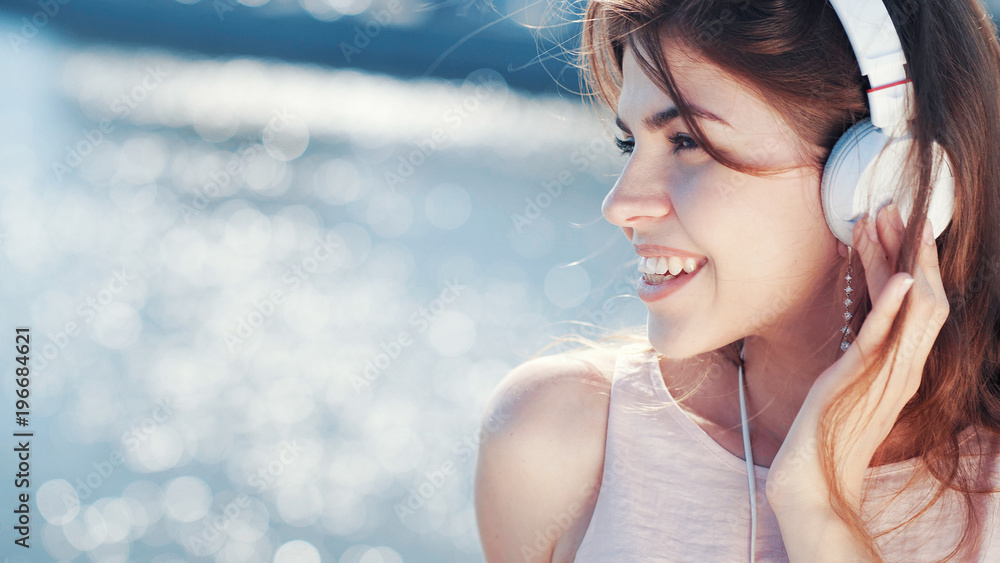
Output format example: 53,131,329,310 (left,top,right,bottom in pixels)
822,119,879,247
821,118,955,246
